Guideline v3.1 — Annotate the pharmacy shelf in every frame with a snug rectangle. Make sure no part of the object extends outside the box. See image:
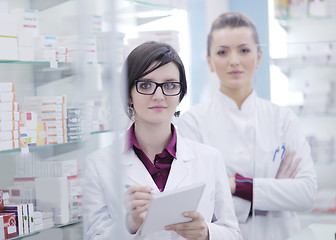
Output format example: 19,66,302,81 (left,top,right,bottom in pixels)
298,211,336,229
0,60,68,65
271,57,336,74
117,0,179,26
30,0,70,11
296,113,336,118
0,60,105,65
10,220,82,240
275,17,336,31
0,130,113,155
129,0,175,9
